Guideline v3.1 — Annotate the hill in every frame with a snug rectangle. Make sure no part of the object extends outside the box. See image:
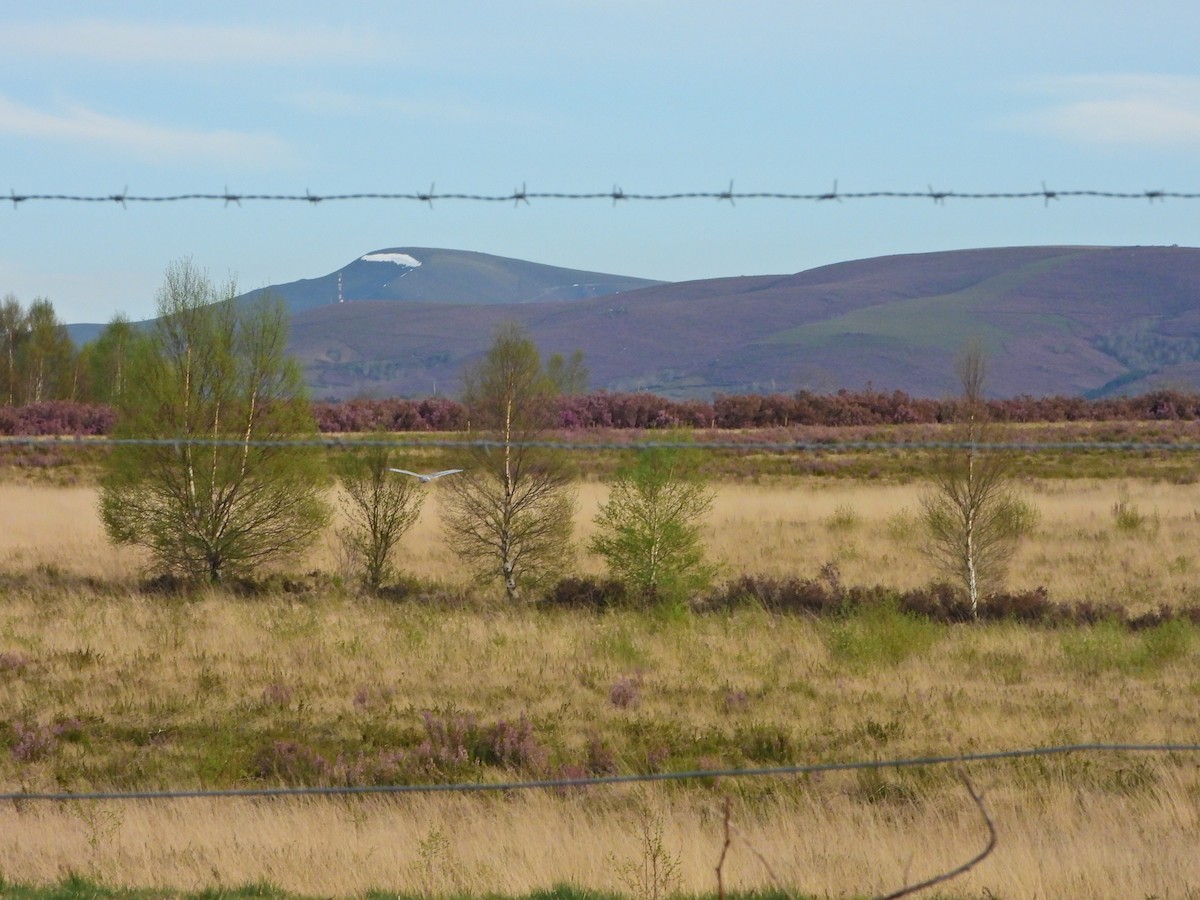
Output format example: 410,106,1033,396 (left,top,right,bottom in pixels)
65,248,665,345
68,245,1200,400
239,247,666,312
288,245,1200,400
